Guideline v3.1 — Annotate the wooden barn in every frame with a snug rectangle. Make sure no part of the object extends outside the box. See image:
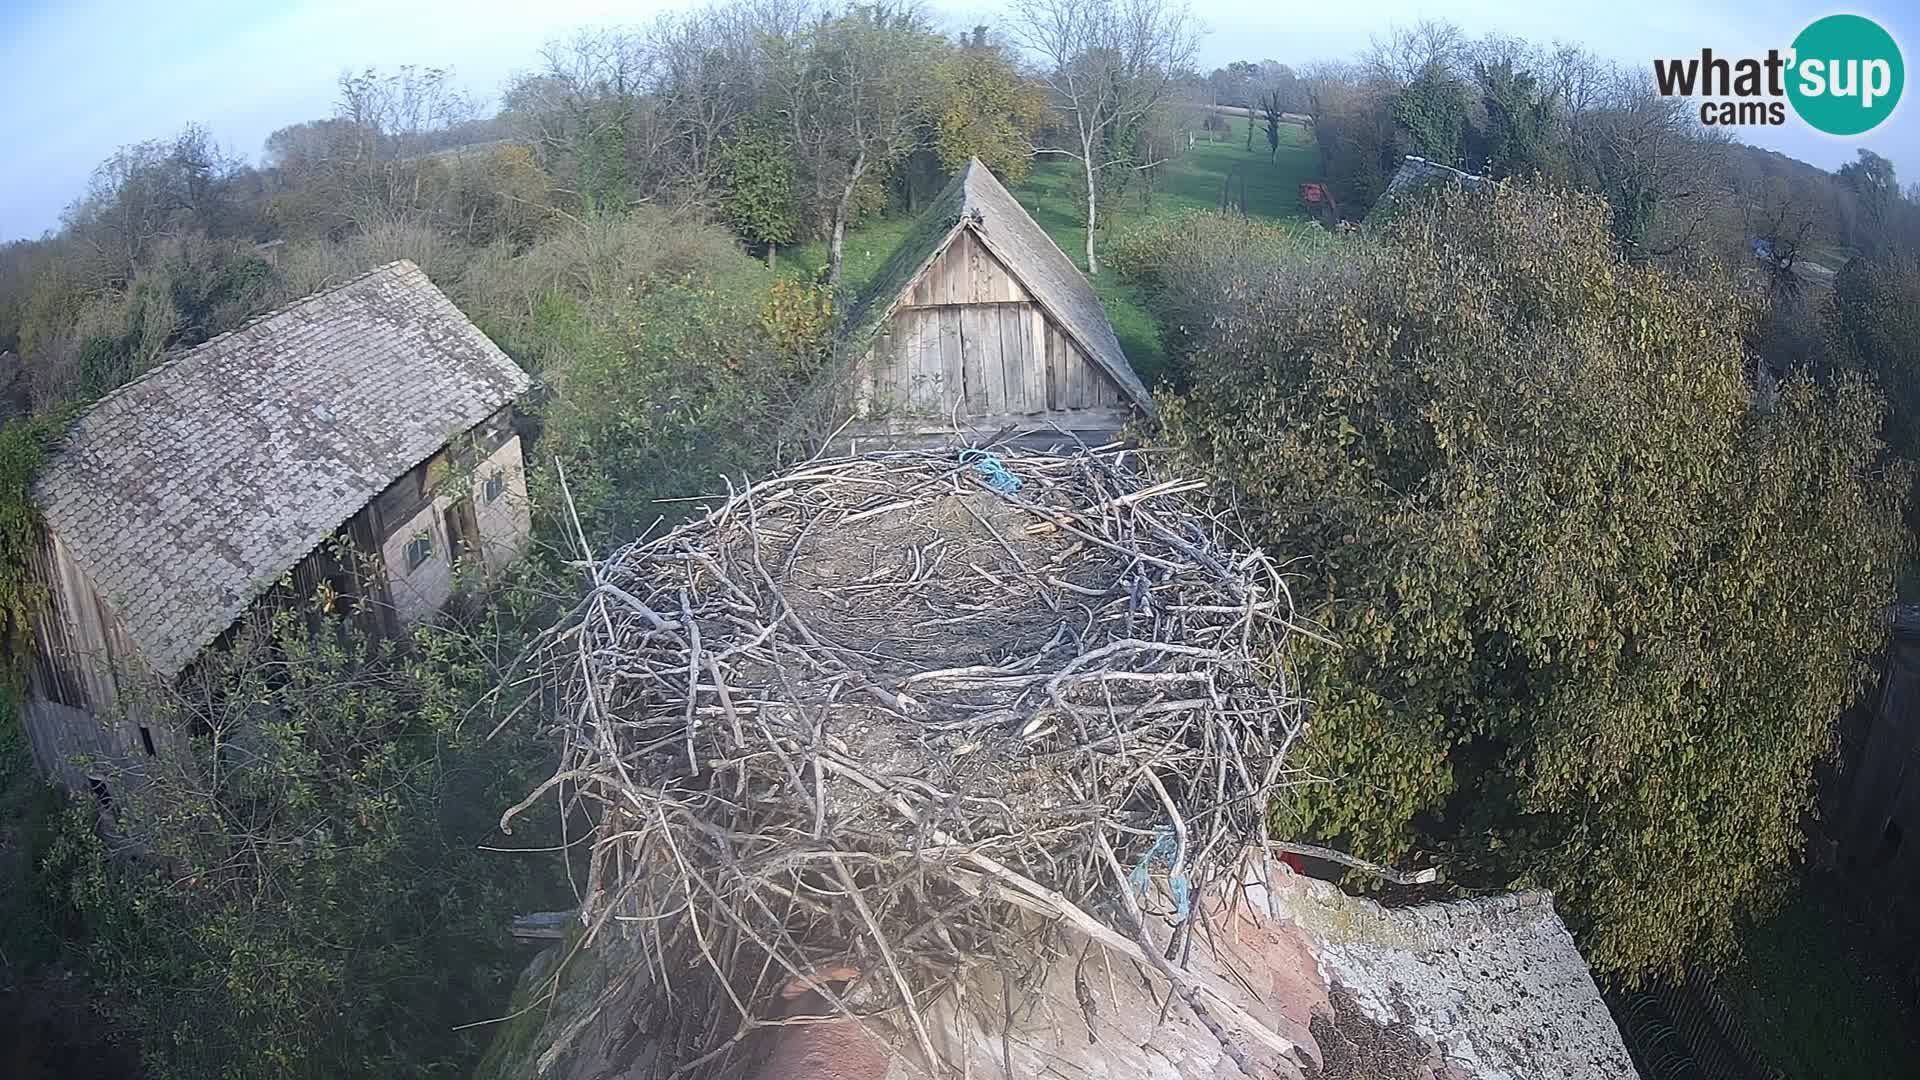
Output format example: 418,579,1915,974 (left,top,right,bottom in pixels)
816,158,1154,445
22,260,533,796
